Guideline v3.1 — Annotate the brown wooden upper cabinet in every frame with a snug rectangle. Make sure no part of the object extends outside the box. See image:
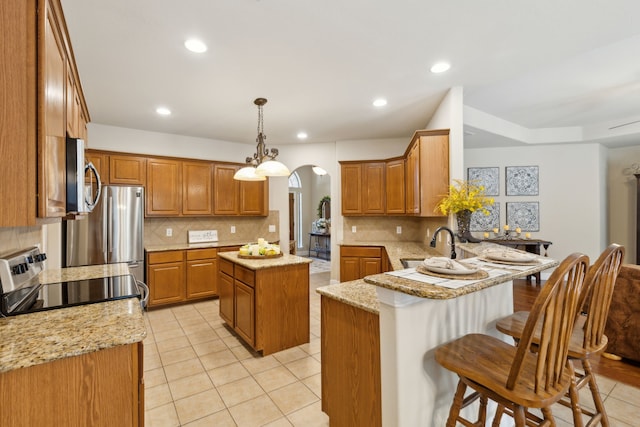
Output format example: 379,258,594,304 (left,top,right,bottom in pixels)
214,163,269,216
109,154,147,185
146,158,182,216
340,129,449,217
182,161,213,216
85,151,109,185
